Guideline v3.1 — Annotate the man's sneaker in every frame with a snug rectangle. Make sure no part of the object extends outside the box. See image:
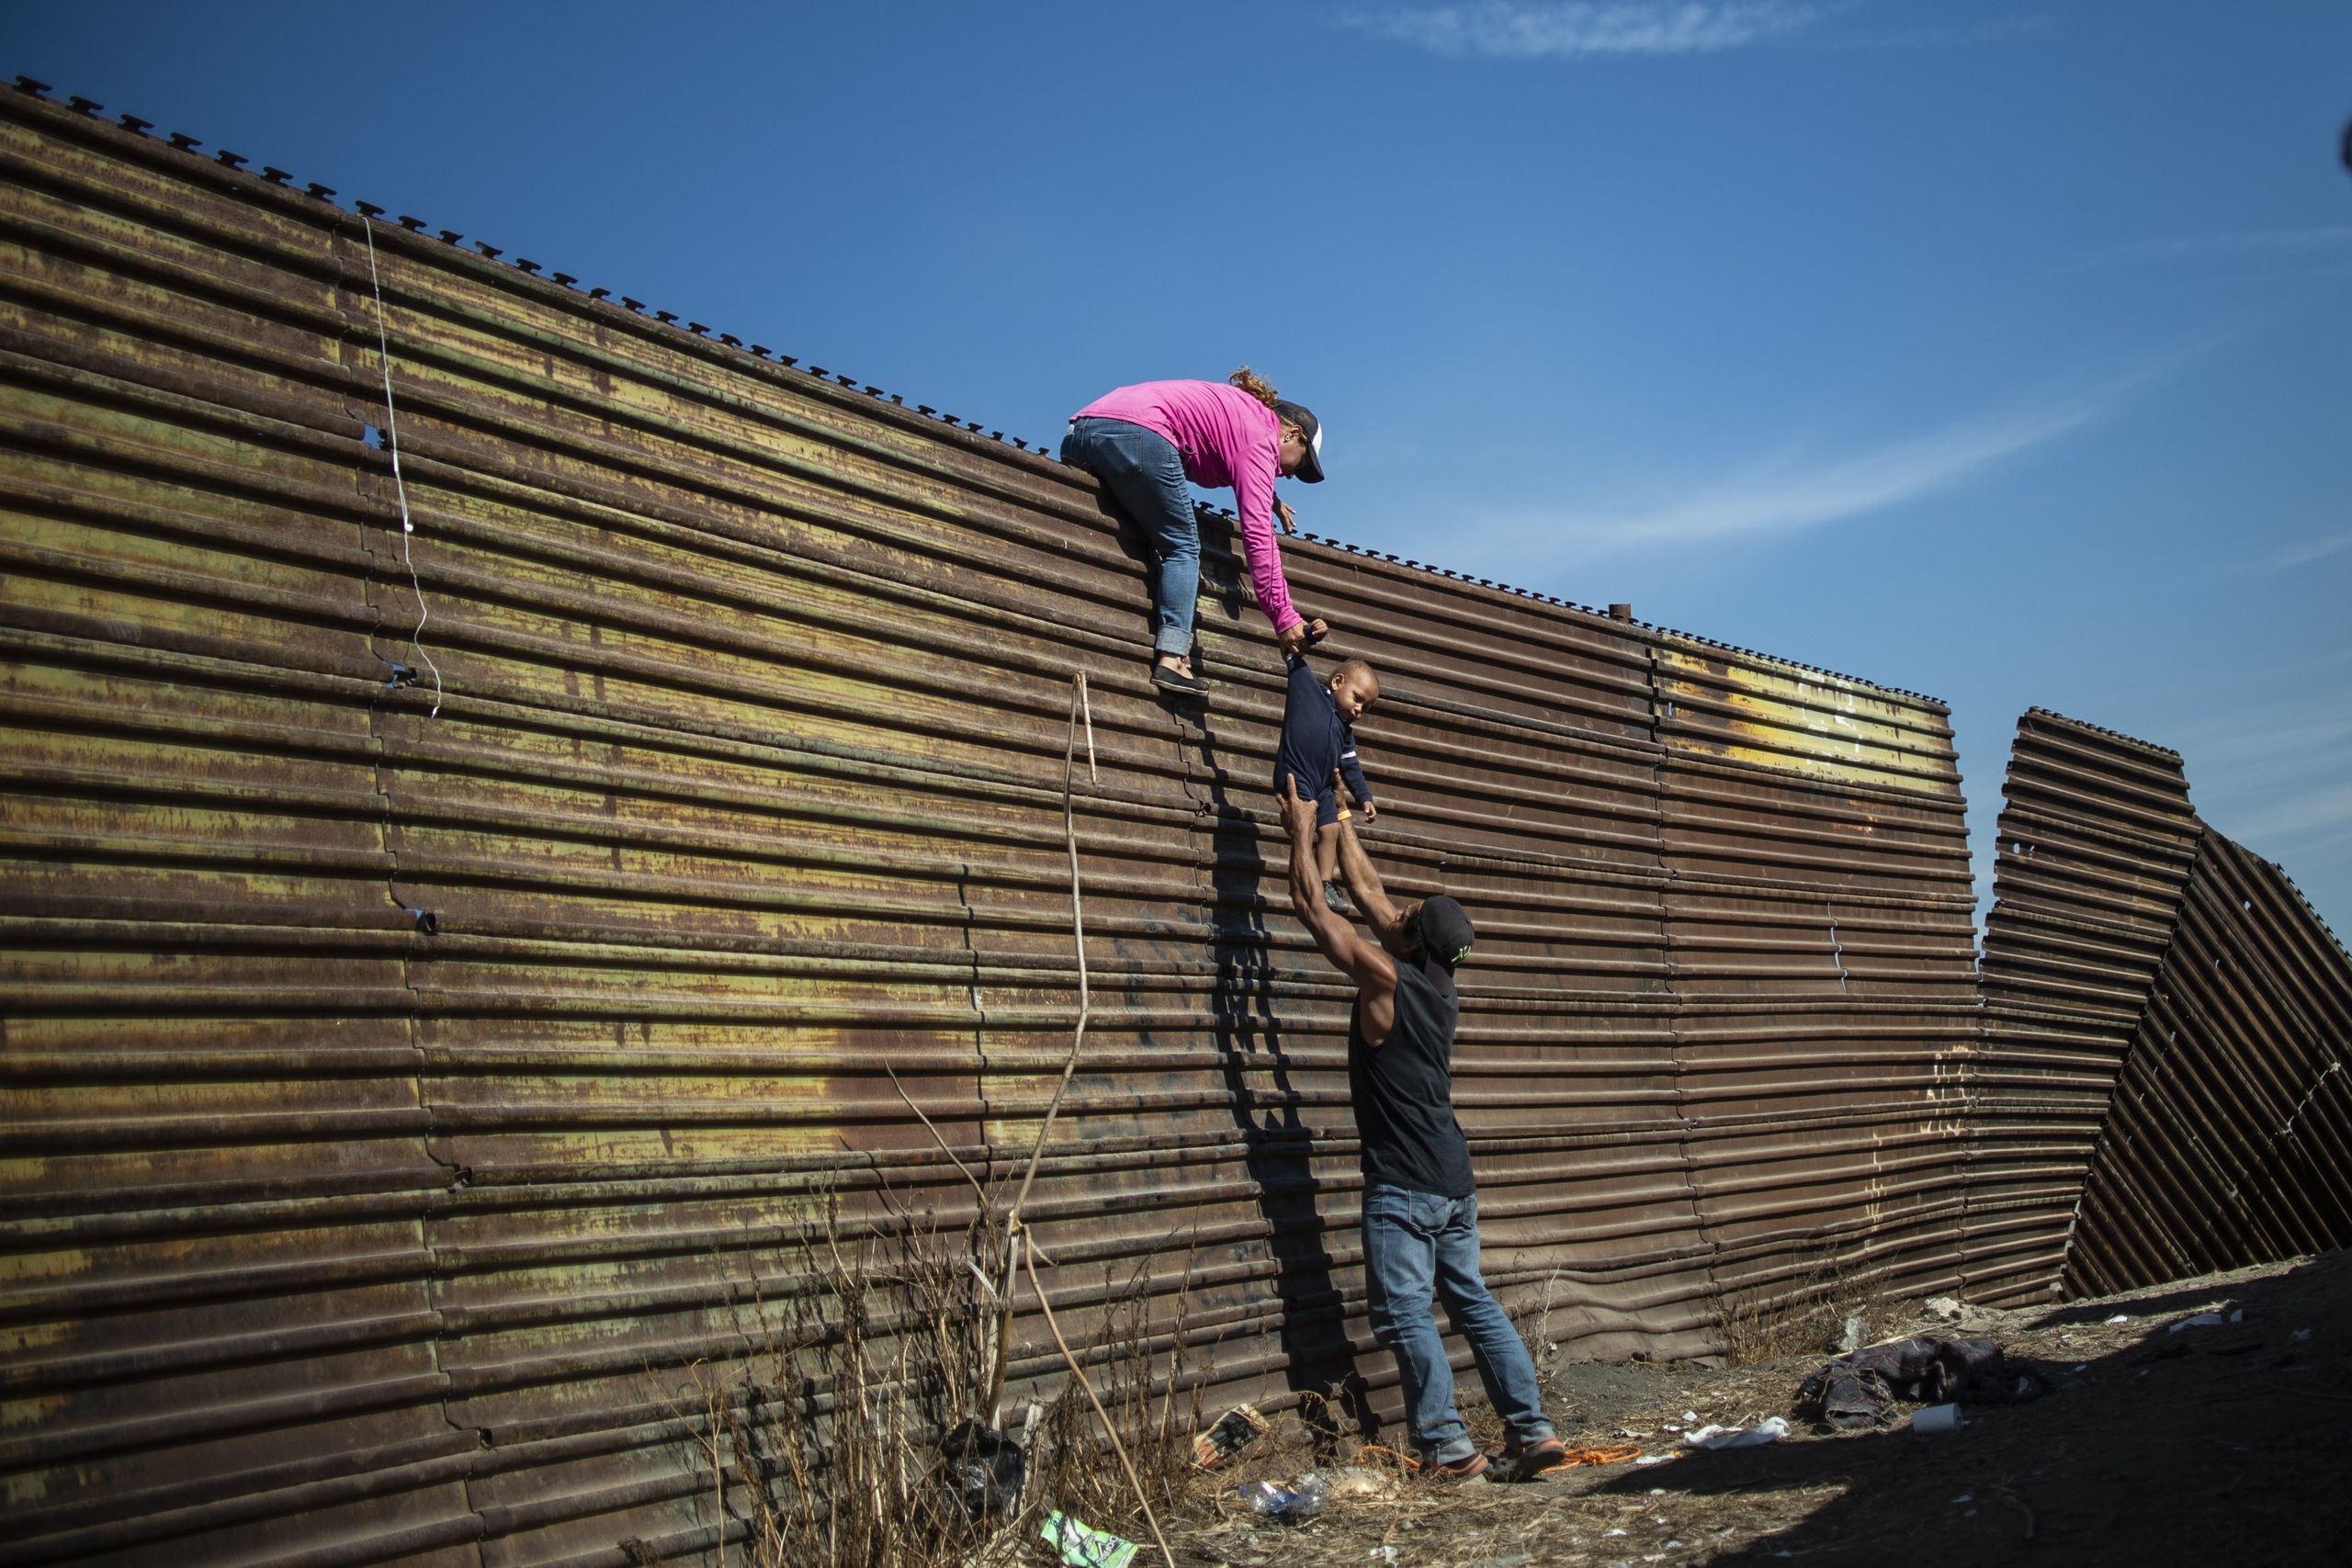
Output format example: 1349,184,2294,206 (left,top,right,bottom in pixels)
1489,1436,1566,1483
1321,880,1355,915
1429,1450,1489,1482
